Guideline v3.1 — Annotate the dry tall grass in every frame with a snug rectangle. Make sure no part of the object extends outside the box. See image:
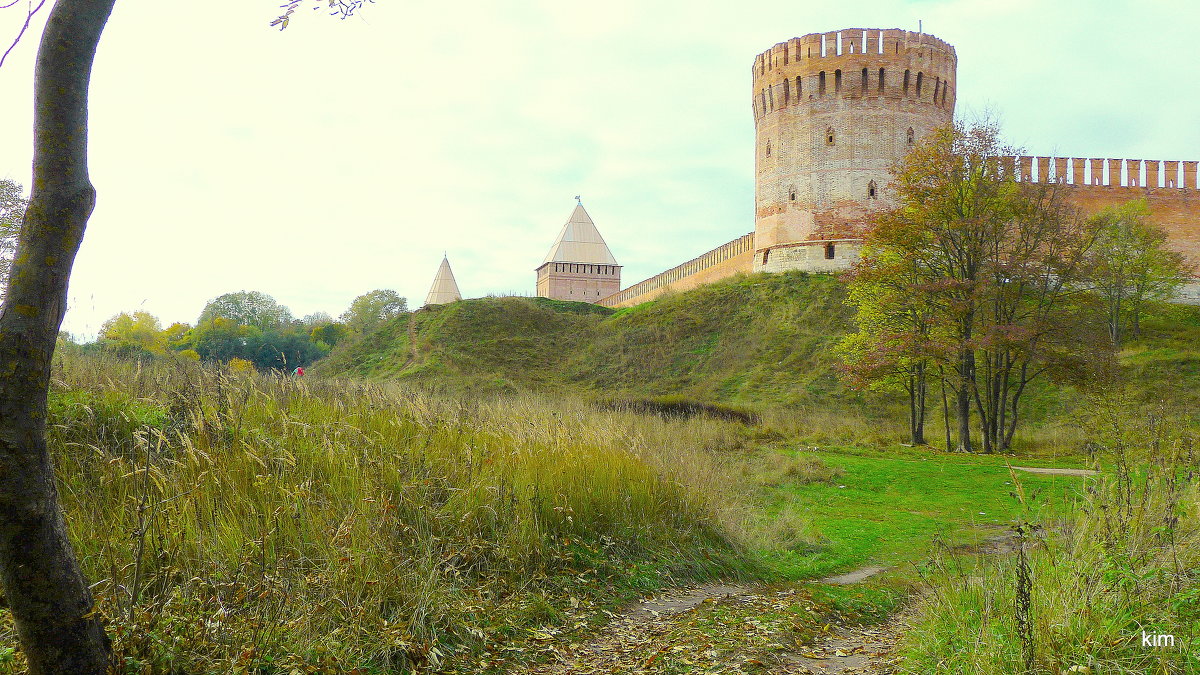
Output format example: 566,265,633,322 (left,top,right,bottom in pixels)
0,352,765,673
